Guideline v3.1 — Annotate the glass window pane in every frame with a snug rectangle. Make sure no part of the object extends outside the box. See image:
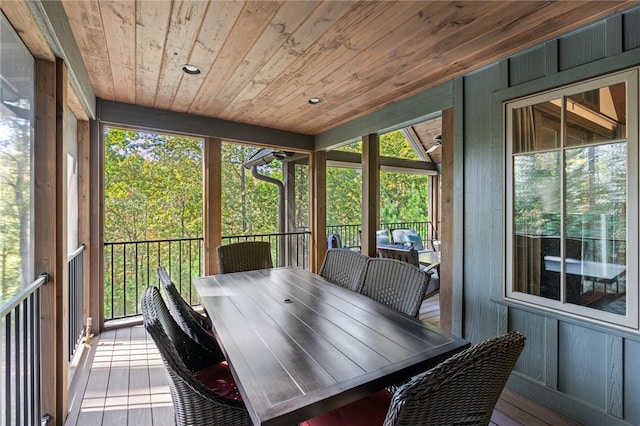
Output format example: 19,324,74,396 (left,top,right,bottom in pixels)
0,14,34,302
513,151,561,300
565,83,626,147
512,100,561,153
564,143,627,313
